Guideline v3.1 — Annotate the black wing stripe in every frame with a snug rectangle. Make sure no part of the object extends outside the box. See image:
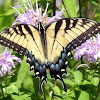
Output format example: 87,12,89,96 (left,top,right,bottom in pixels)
77,19,96,27
0,36,27,55
24,25,35,40
65,19,70,30
50,21,63,56
51,19,70,56
70,23,100,49
55,20,62,38
2,28,13,39
19,25,42,55
72,19,78,27
10,30,21,44
23,25,42,54
13,27,19,34
18,24,25,35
